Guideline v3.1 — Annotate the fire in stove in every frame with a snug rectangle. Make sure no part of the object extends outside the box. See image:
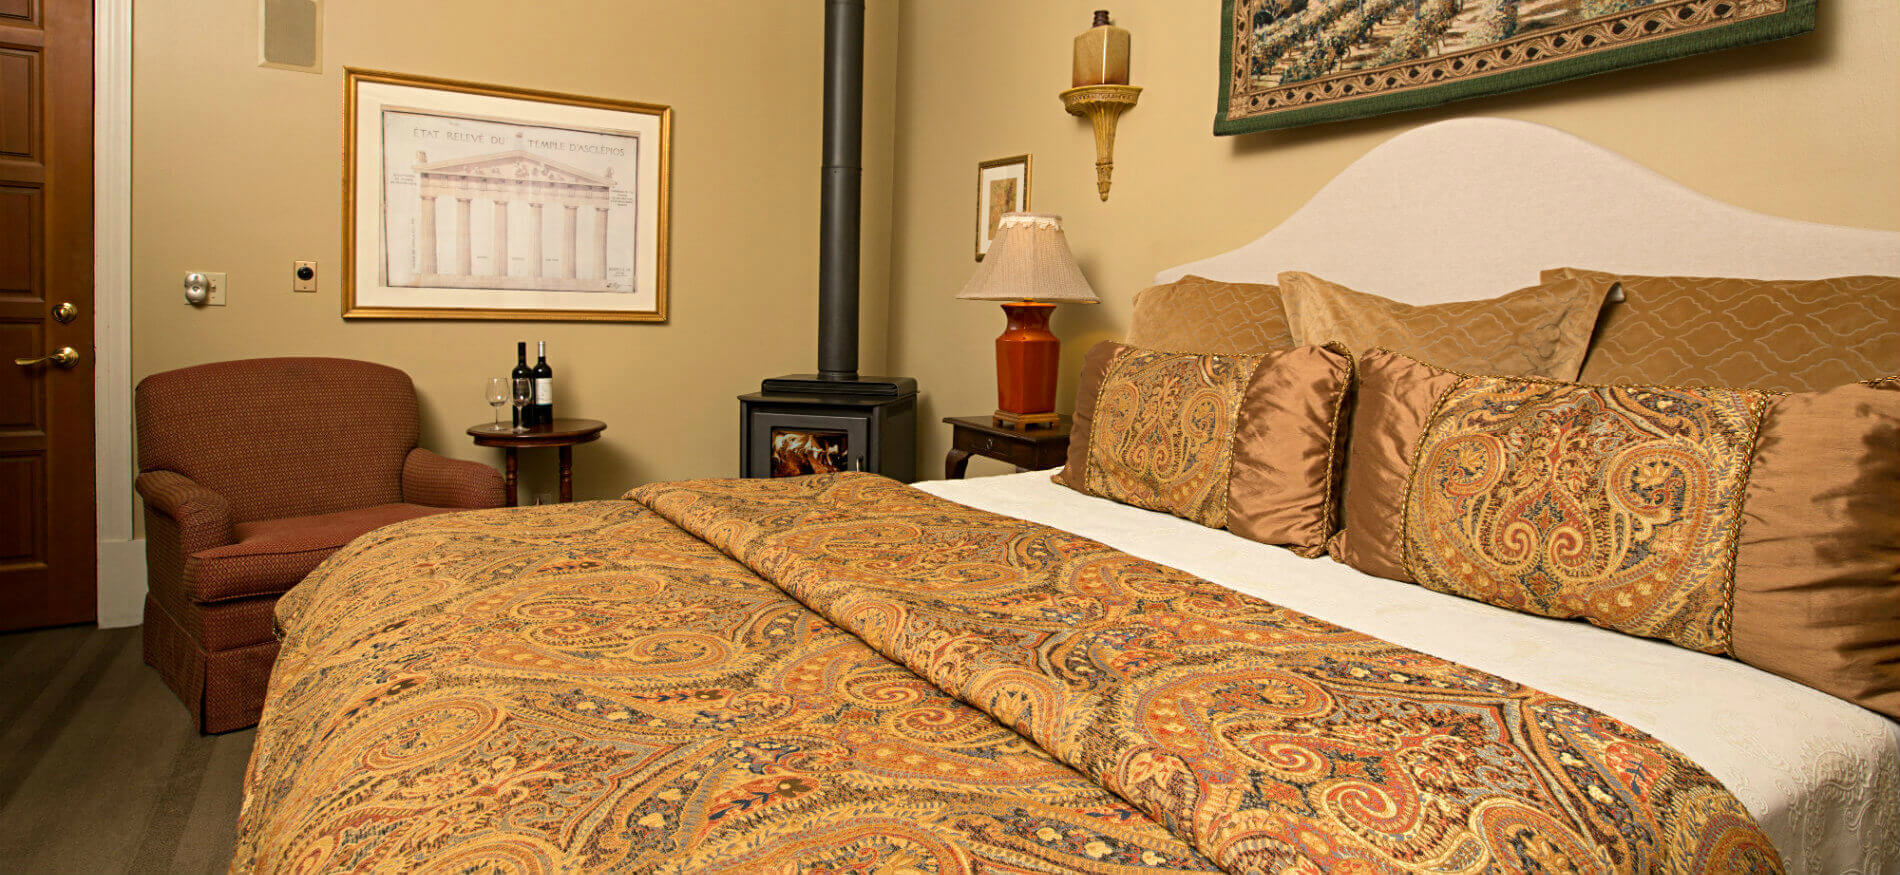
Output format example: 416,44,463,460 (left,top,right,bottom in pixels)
770,429,850,477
